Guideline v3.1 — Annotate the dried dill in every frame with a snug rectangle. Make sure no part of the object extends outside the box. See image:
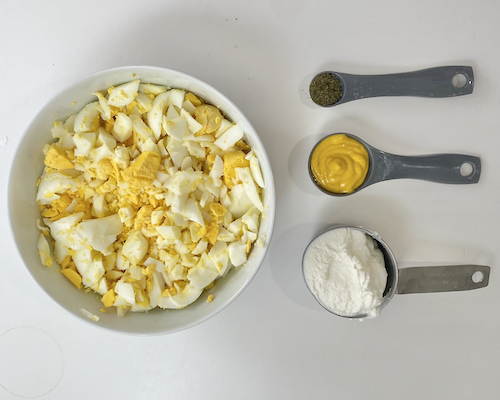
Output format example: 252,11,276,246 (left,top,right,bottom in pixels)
309,72,343,106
